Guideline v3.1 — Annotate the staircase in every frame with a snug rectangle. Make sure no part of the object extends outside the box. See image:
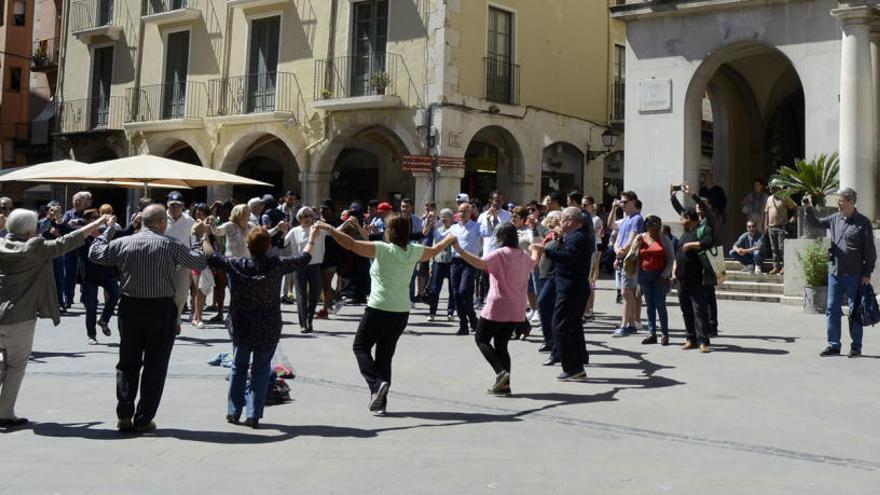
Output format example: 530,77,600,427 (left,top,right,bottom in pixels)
670,259,785,304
